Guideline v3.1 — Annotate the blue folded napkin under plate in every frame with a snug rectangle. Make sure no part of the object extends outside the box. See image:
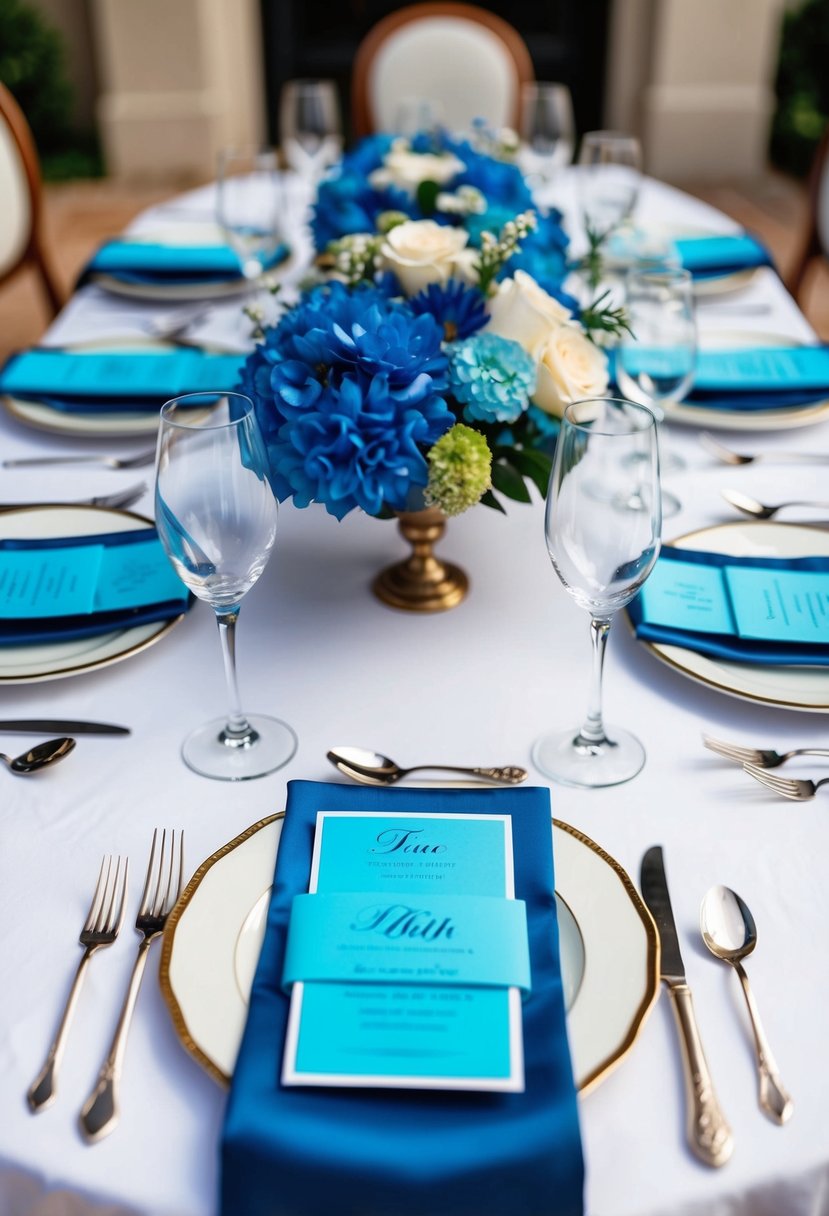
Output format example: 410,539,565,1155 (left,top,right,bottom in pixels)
629,545,829,665
684,345,829,412
0,528,191,645
220,780,584,1216
86,239,289,285
0,348,246,414
674,234,773,279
